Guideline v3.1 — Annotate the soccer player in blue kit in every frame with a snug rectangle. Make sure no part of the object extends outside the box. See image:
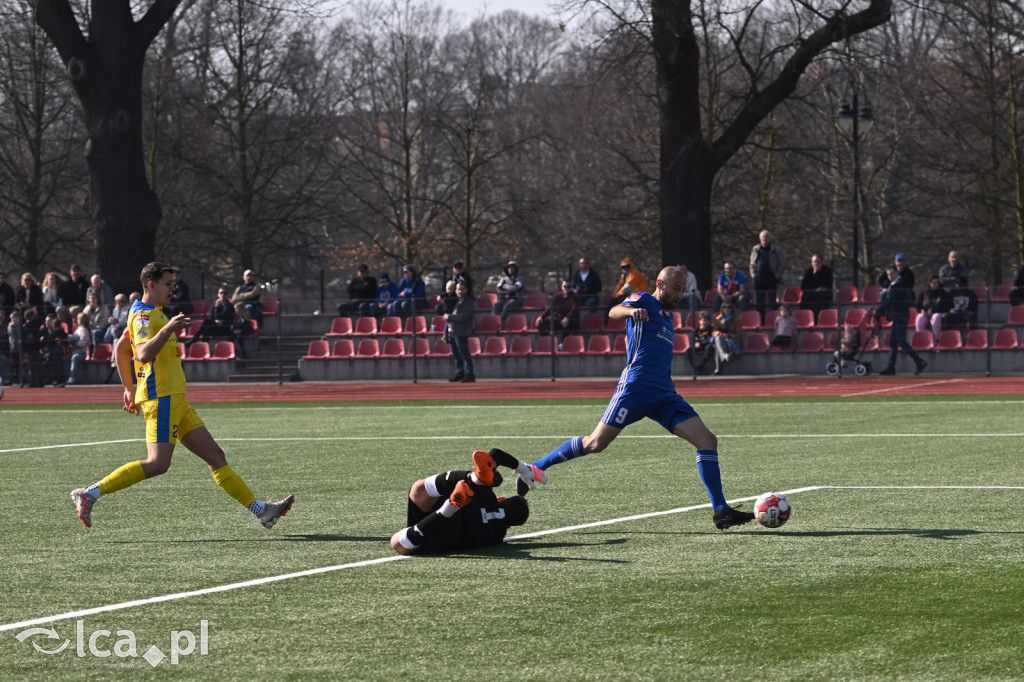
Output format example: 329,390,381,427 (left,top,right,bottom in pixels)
519,266,755,529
